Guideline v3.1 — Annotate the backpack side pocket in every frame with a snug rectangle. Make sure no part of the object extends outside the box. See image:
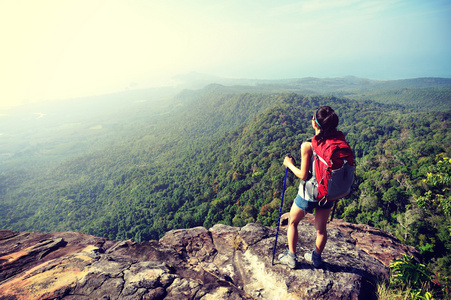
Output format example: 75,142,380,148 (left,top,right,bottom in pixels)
326,161,355,201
